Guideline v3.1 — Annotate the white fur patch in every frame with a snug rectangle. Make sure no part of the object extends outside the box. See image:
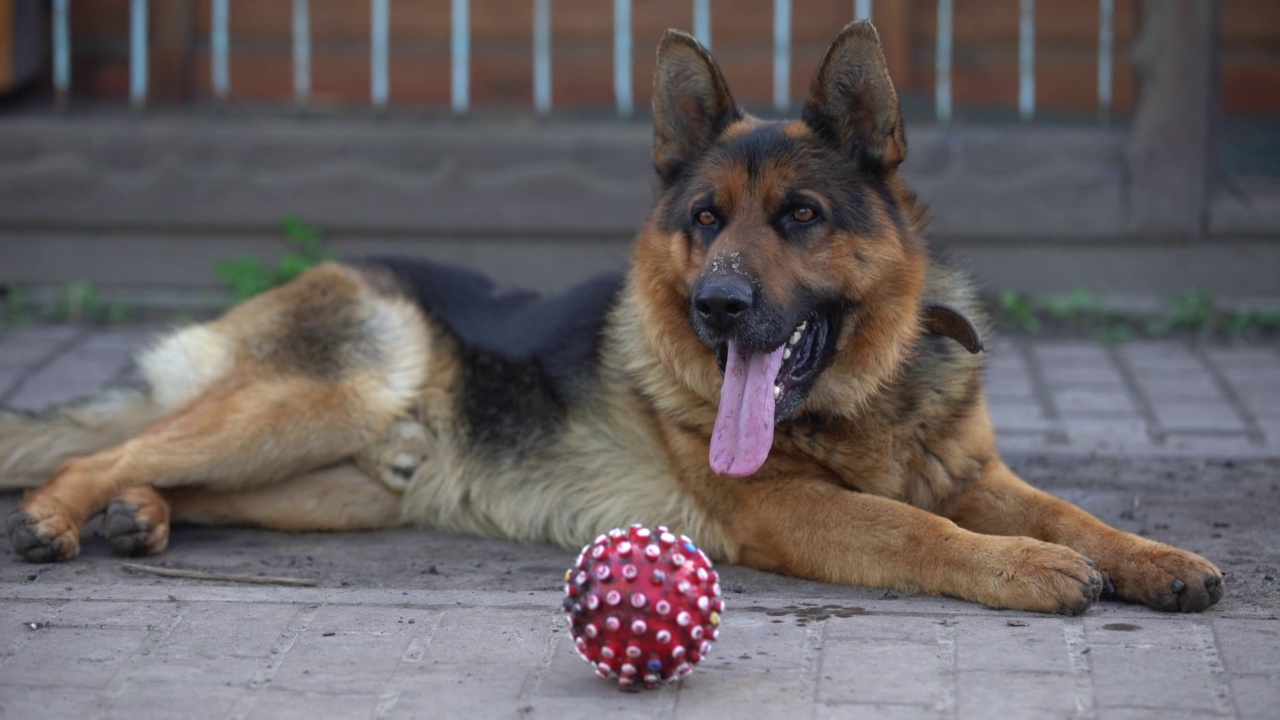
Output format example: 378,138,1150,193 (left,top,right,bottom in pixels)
136,325,234,411
361,294,431,409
